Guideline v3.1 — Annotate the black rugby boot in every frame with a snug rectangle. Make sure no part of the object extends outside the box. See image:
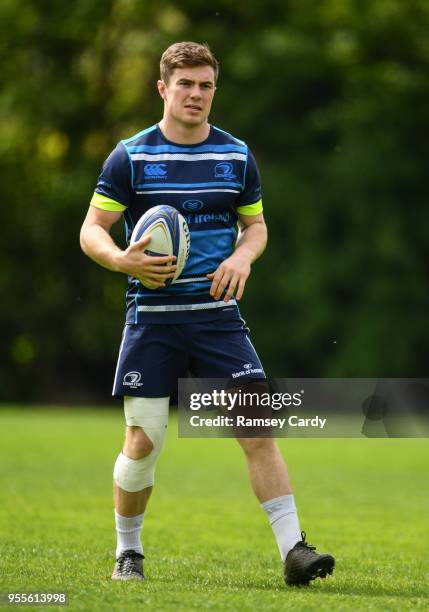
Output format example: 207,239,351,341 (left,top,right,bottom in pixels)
112,549,145,581
284,532,334,586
